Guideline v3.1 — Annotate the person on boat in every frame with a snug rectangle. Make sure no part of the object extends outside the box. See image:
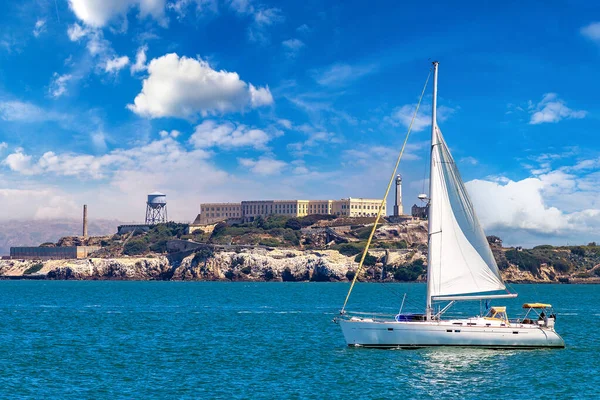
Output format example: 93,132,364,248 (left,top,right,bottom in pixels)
539,311,546,320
